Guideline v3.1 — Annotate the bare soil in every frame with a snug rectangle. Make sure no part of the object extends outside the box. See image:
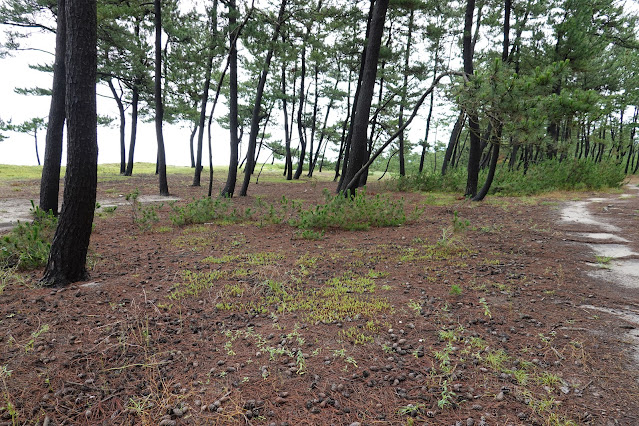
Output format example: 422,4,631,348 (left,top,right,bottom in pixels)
1,172,639,426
